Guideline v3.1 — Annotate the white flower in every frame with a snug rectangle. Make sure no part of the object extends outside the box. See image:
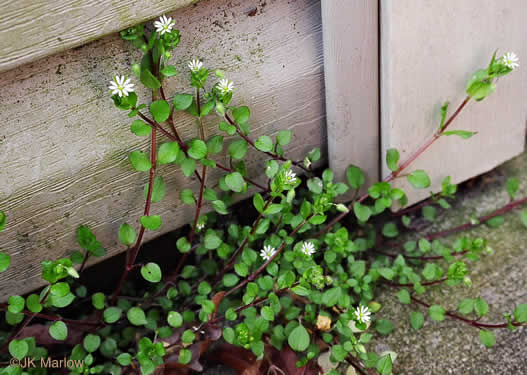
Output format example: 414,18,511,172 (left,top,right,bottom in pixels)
108,75,135,97
196,222,205,231
154,15,175,35
217,79,234,94
500,52,519,70
300,241,316,257
260,245,276,261
354,305,371,324
188,59,203,72
284,169,297,185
